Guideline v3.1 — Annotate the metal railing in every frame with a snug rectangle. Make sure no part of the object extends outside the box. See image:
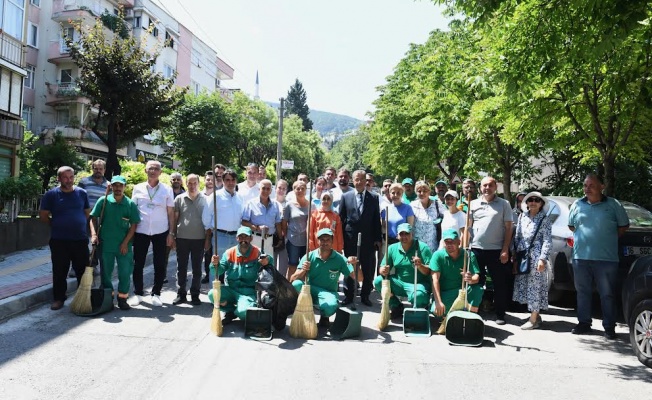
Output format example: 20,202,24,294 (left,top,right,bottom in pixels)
0,32,24,68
